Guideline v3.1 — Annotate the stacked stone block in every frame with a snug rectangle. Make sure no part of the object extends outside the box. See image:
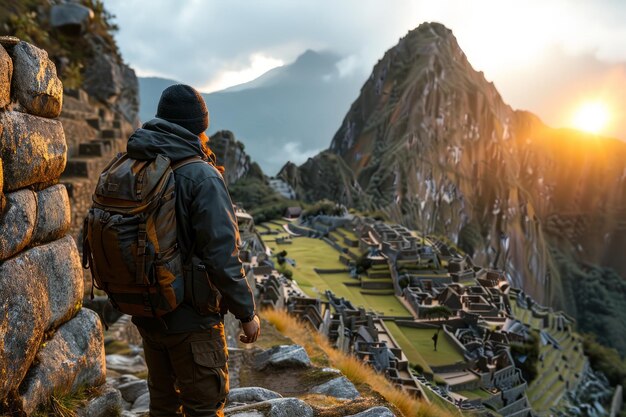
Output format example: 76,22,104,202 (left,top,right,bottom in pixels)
0,37,105,416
